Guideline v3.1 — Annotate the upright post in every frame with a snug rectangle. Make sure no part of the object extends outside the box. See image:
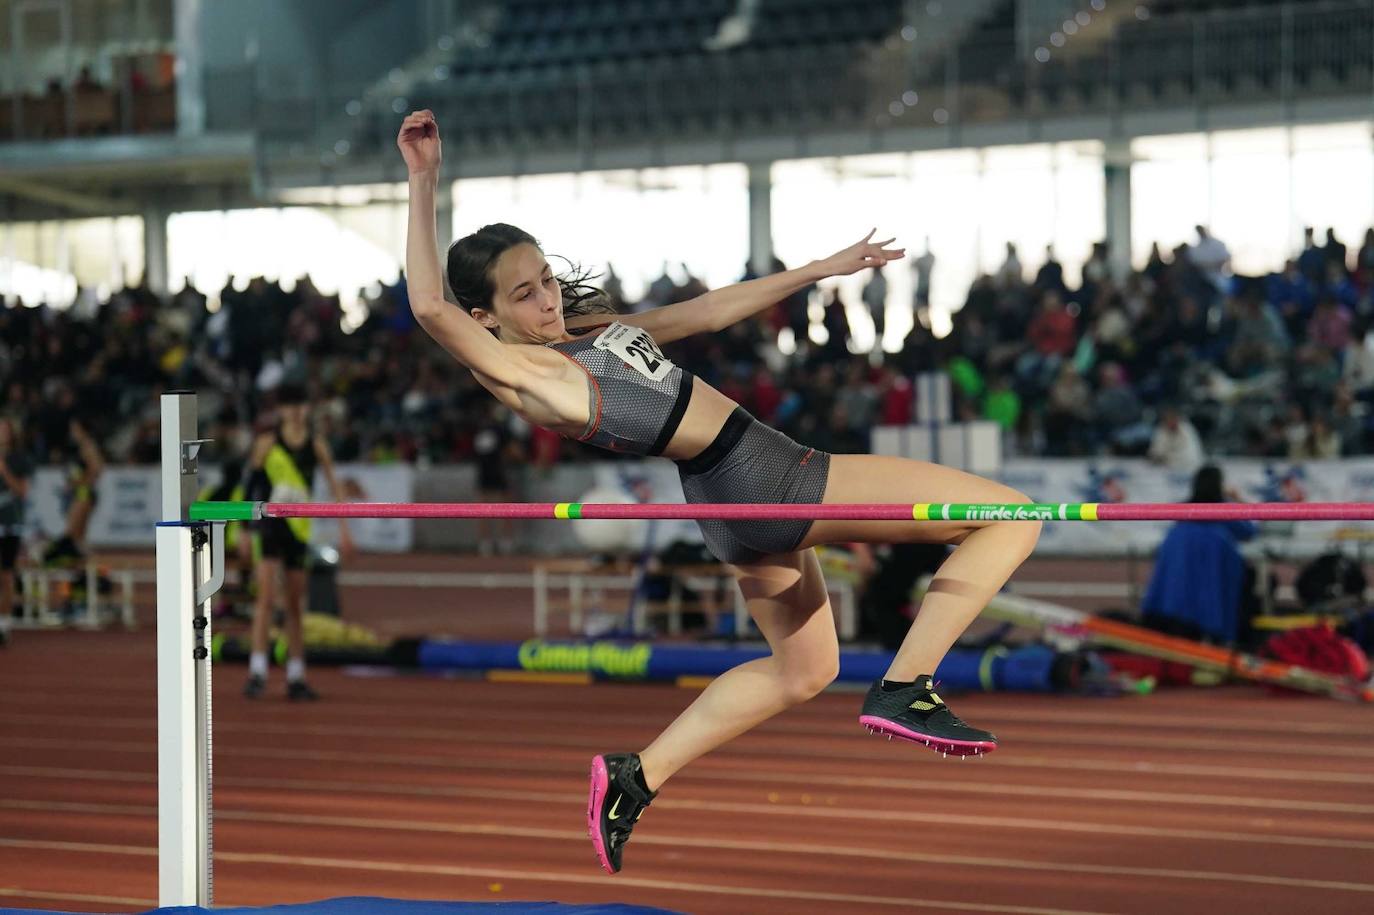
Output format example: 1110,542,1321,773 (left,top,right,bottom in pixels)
156,392,212,906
